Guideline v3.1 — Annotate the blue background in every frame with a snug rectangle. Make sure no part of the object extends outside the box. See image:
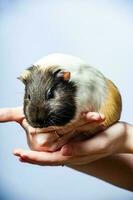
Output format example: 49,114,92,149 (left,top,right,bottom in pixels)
0,0,133,199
